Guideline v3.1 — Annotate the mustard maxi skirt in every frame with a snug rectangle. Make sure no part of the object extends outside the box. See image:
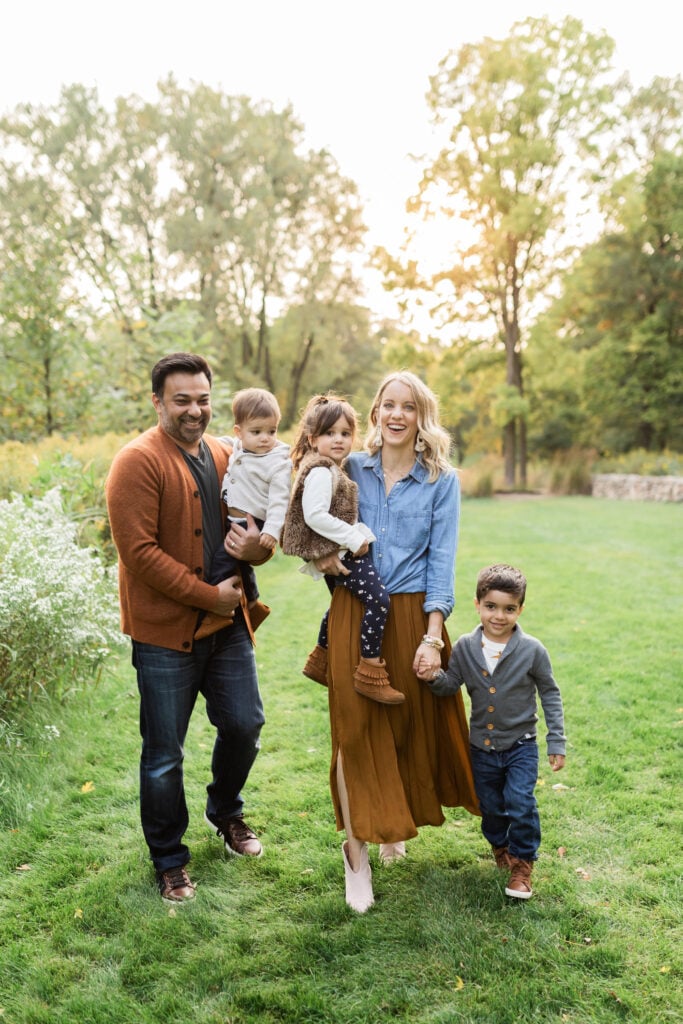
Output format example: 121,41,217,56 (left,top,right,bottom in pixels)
327,588,480,844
